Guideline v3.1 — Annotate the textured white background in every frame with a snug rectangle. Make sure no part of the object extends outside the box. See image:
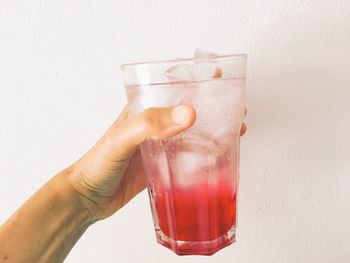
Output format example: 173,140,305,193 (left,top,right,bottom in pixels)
1,1,350,262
